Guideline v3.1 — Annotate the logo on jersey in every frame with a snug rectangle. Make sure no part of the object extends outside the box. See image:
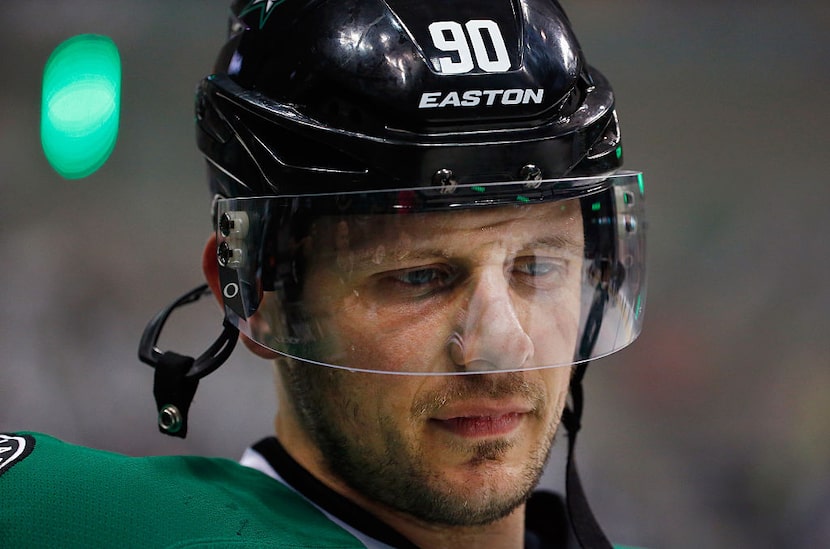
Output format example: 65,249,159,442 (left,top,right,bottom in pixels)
239,0,287,29
0,434,35,477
